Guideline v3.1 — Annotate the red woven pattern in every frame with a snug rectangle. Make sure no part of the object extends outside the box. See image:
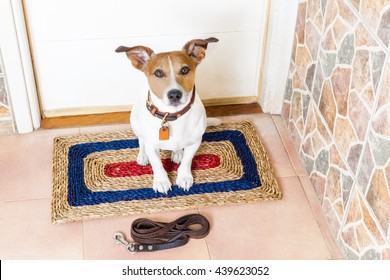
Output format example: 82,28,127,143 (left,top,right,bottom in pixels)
104,154,220,177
